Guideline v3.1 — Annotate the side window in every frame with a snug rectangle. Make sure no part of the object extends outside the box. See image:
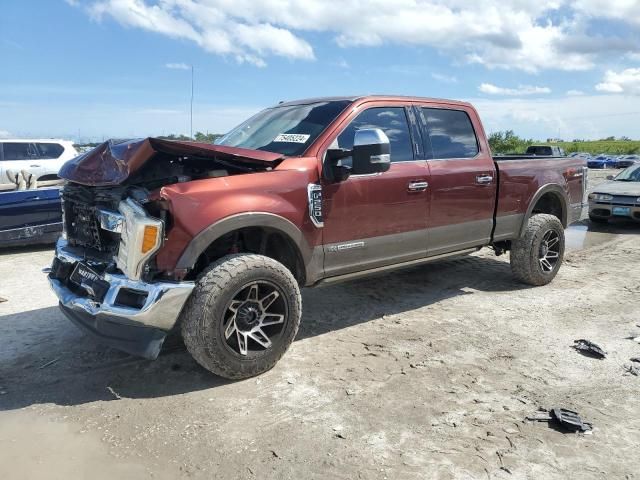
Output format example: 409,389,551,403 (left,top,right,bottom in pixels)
421,108,479,159
36,143,64,159
336,107,414,165
2,142,33,160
